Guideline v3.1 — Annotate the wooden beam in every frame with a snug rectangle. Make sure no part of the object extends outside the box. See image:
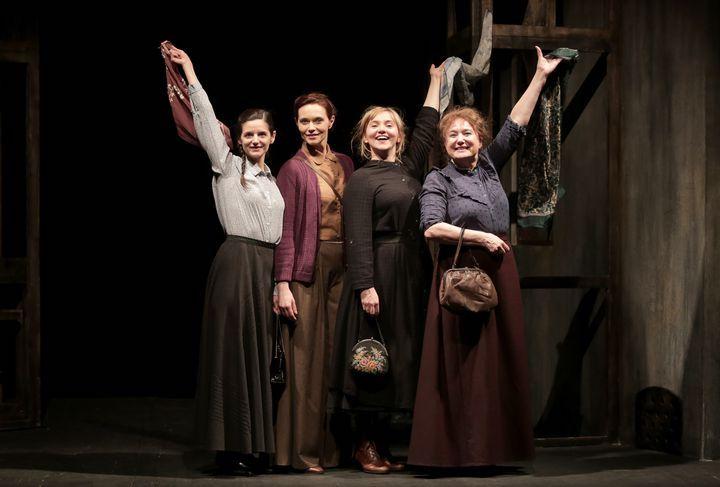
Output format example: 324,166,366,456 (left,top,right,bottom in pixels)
447,0,457,38
546,0,557,27
0,41,33,63
606,0,621,445
0,309,23,323
493,24,612,52
471,0,482,55
25,28,42,429
562,52,608,141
